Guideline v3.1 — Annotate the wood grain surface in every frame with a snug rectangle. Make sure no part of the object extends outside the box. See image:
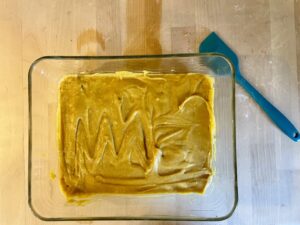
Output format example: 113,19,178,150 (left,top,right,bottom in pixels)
0,0,299,224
